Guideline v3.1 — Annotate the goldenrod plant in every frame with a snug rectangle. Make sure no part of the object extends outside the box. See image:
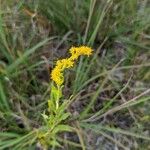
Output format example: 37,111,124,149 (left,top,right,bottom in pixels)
37,46,93,148
1,1,150,150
